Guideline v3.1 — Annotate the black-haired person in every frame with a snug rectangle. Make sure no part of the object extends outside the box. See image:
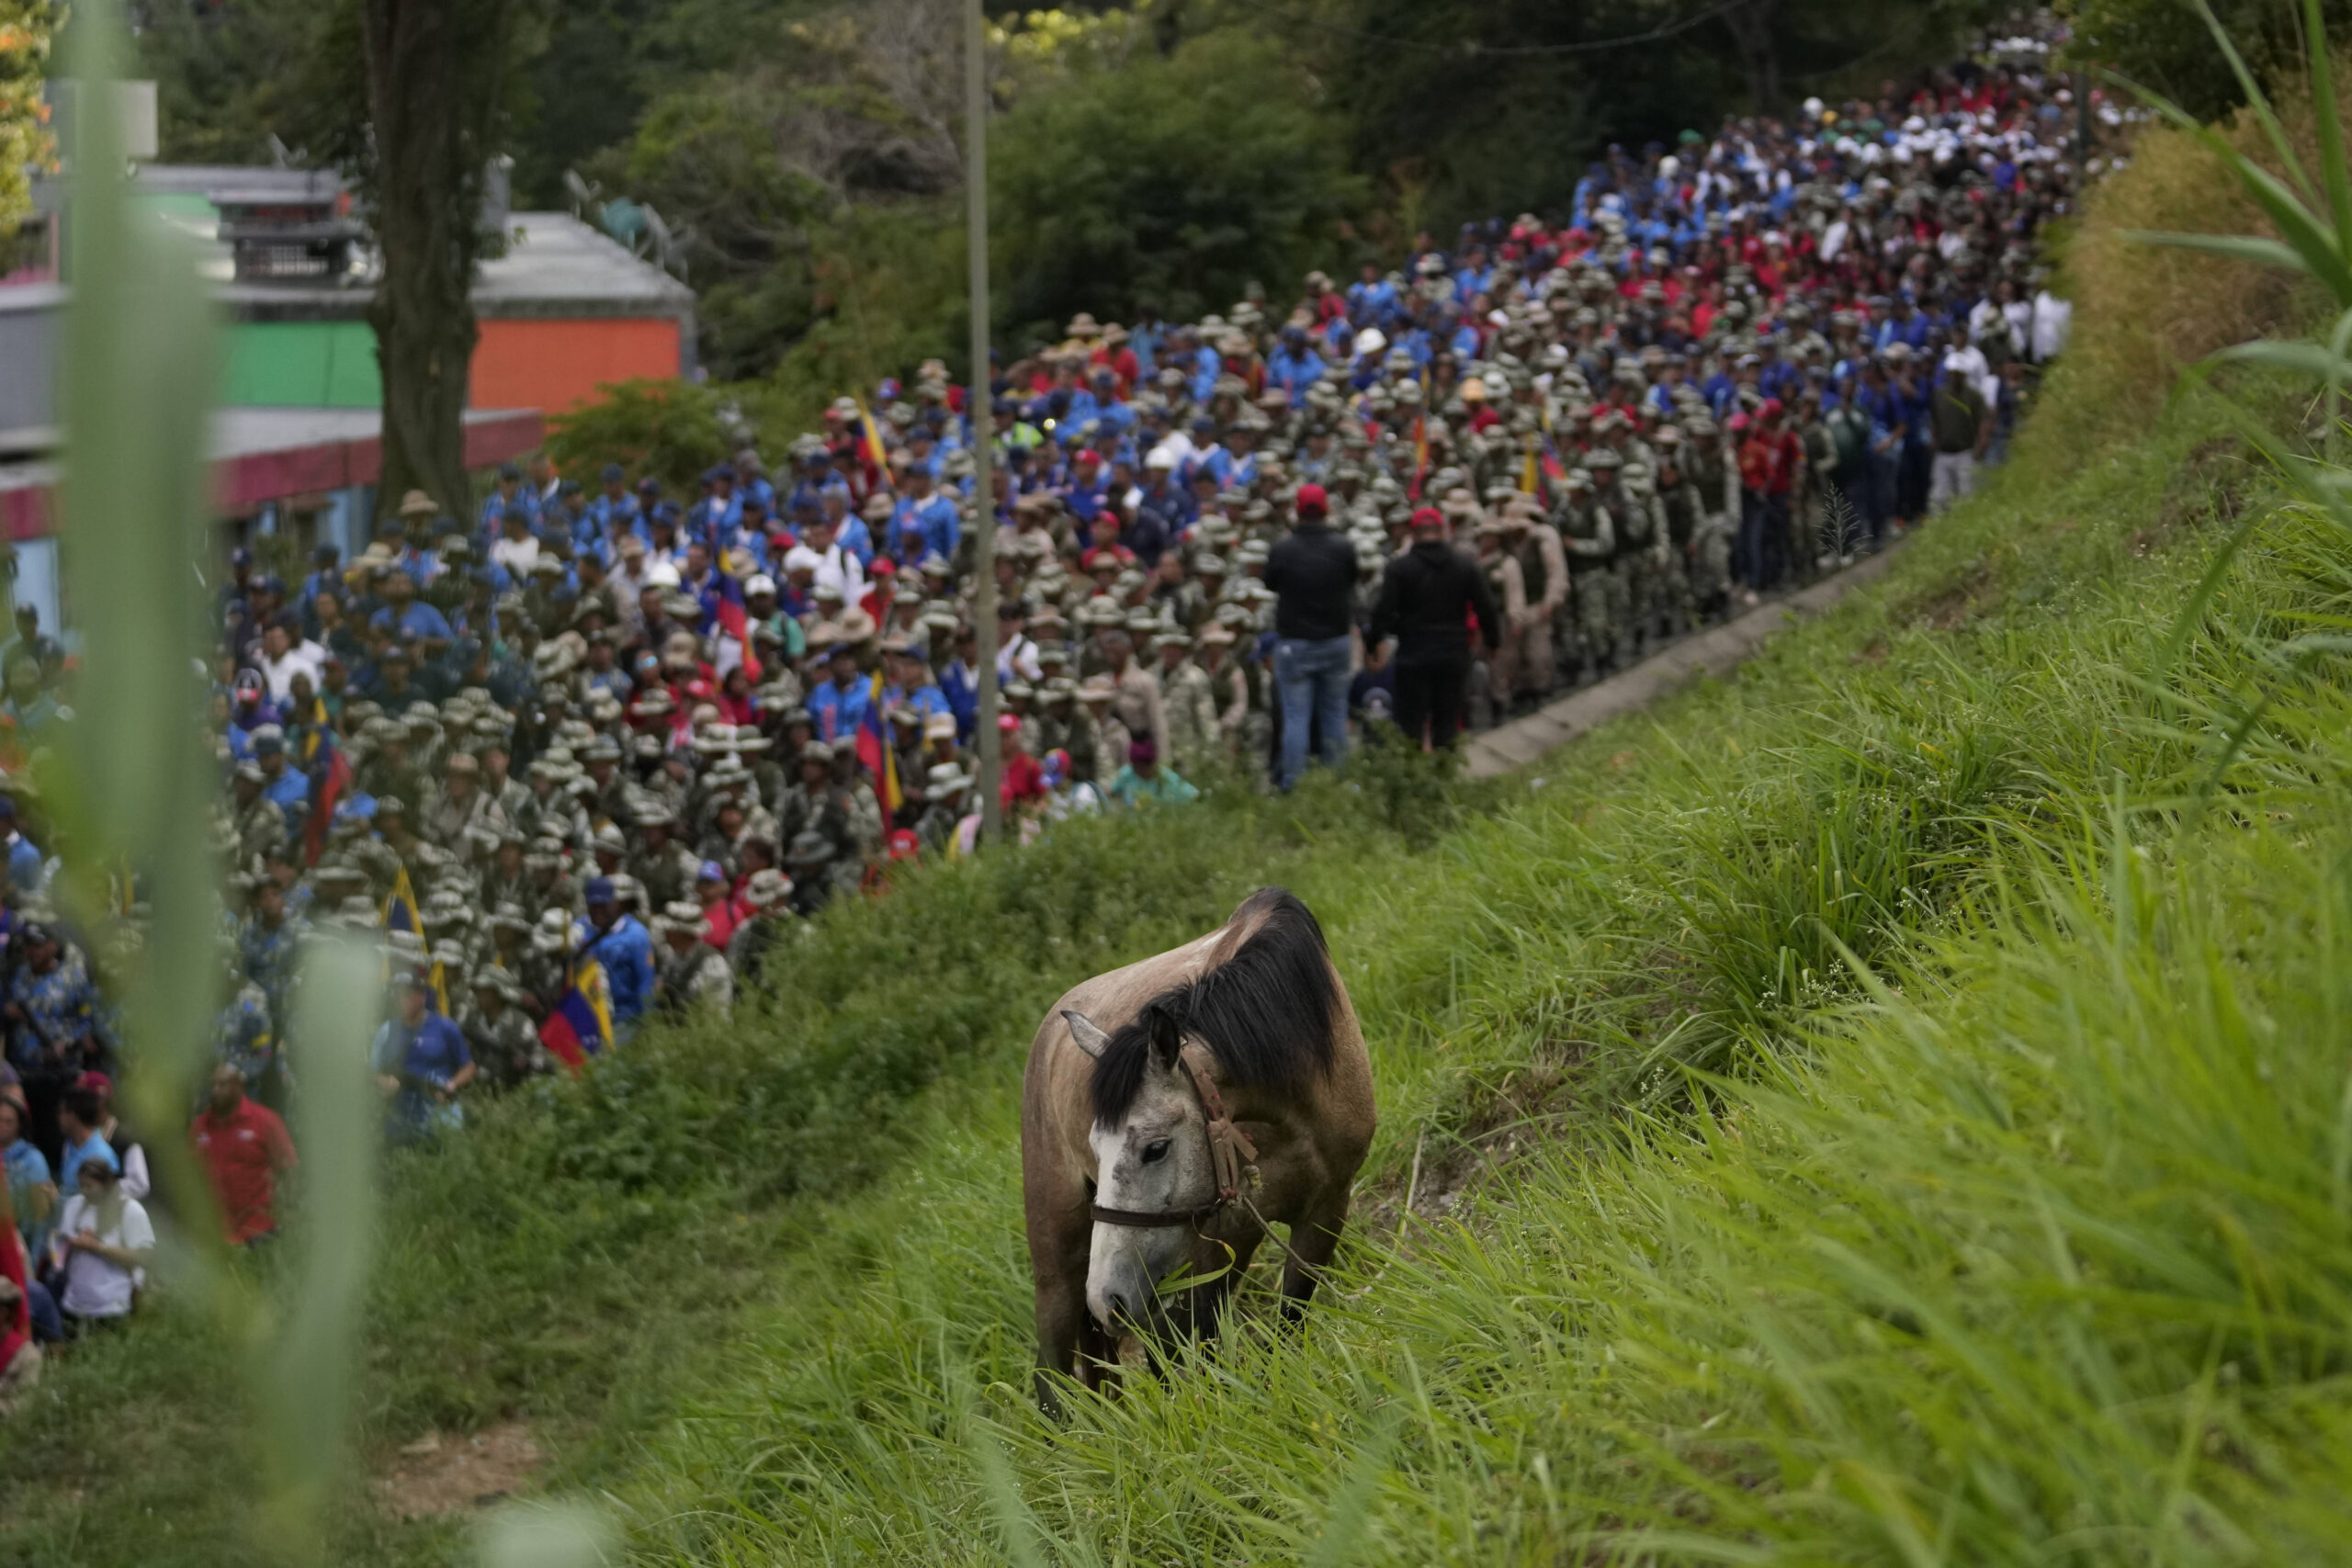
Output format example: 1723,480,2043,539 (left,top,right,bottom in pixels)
1366,507,1503,753
51,1156,152,1336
